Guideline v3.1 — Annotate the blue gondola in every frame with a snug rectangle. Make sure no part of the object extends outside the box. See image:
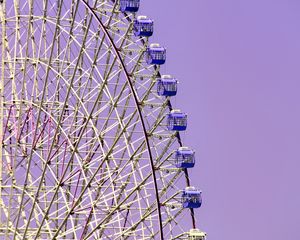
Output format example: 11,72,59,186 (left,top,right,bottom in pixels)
120,0,140,12
182,187,202,209
134,16,154,37
146,43,166,65
175,147,195,168
157,75,177,97
167,110,187,131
